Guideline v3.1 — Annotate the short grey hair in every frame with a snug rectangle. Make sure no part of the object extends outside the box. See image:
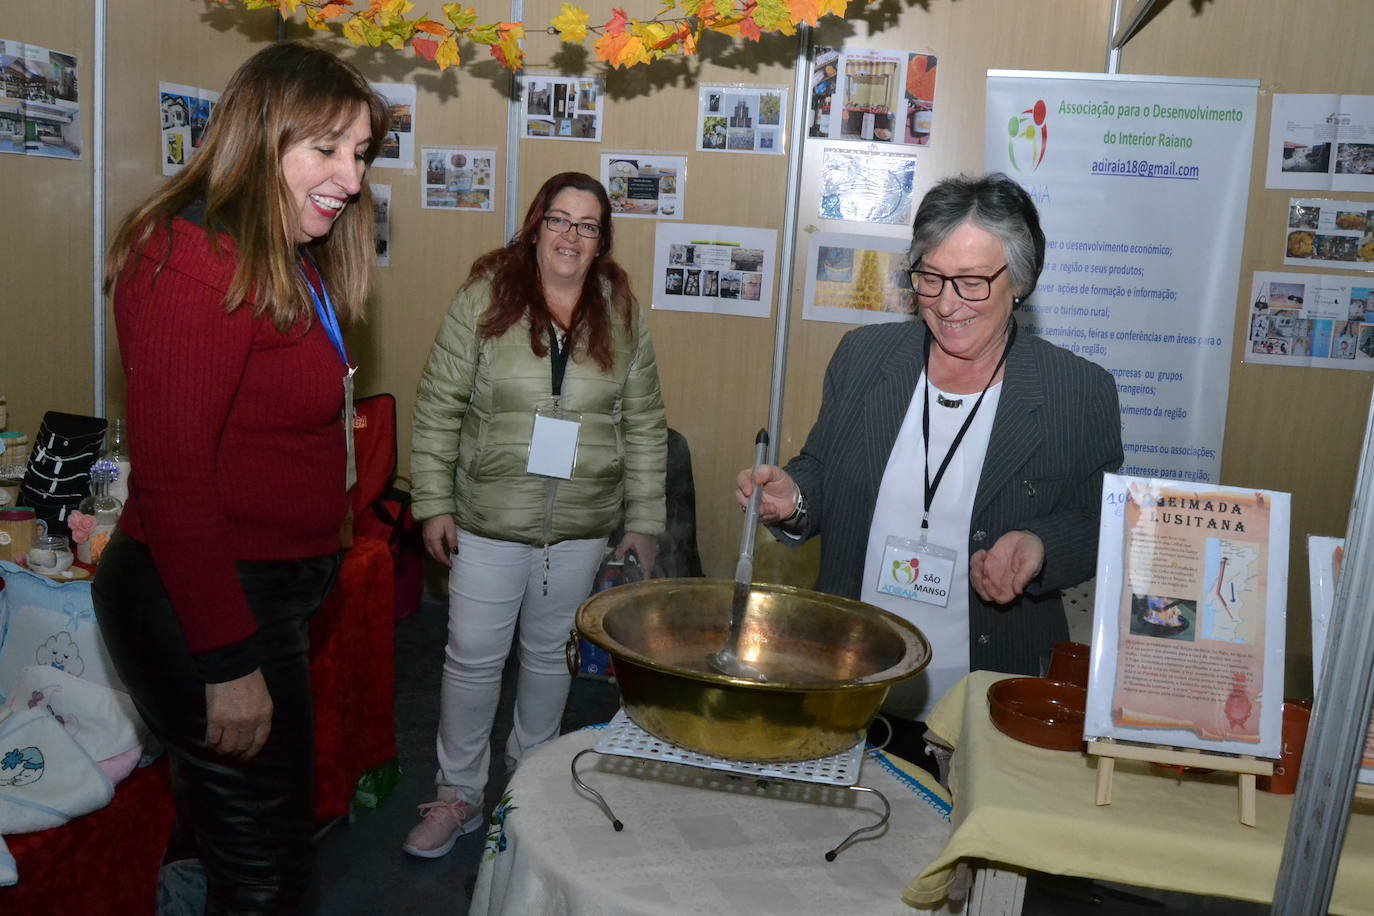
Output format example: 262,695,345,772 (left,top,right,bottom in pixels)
909,173,1046,305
